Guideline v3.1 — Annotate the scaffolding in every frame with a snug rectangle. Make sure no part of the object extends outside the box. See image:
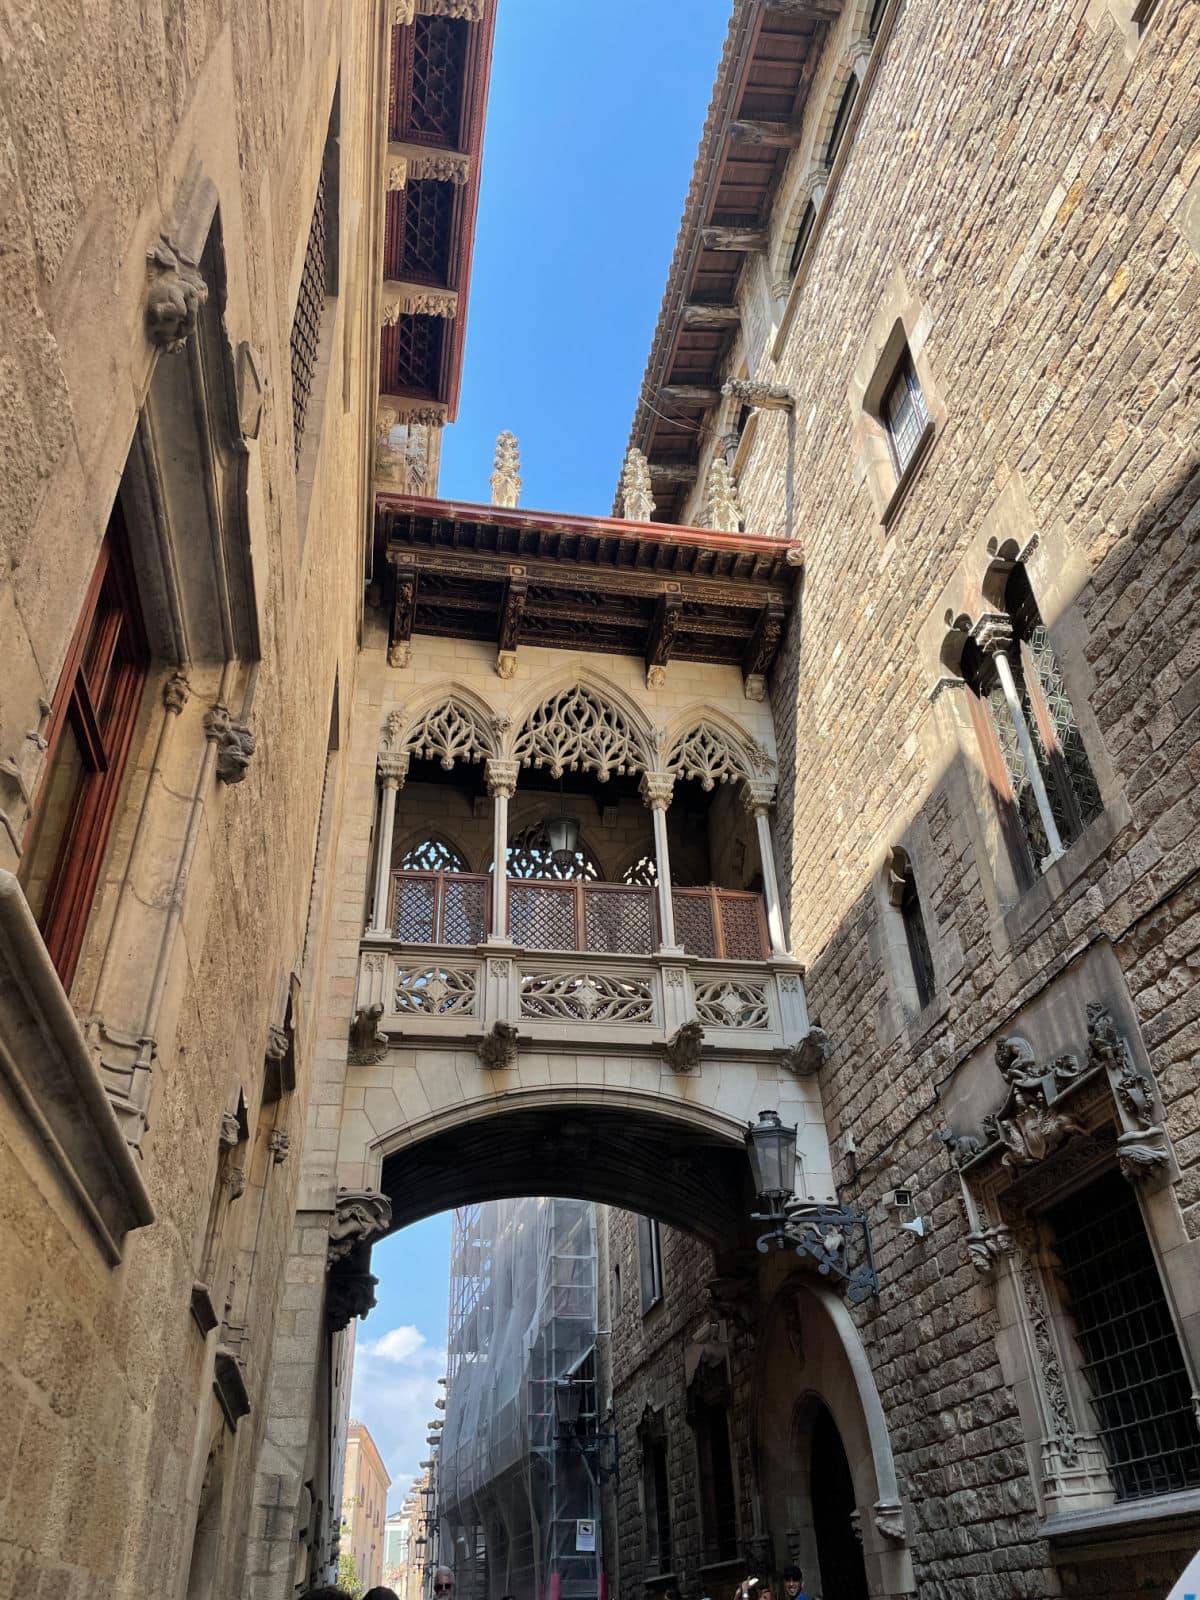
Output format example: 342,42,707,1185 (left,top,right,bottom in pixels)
440,1198,601,1600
